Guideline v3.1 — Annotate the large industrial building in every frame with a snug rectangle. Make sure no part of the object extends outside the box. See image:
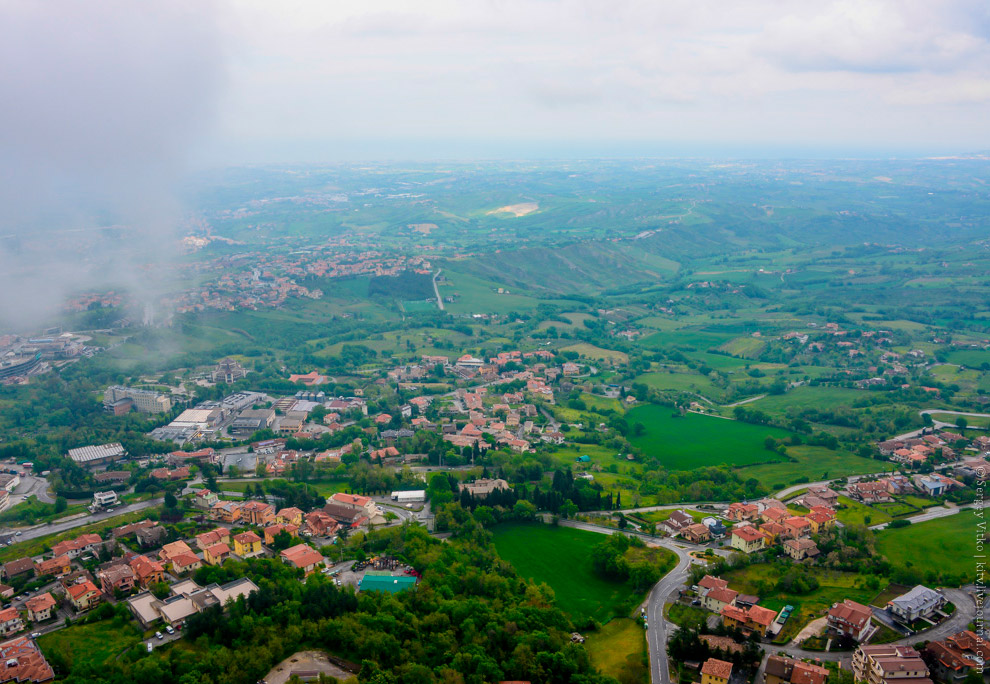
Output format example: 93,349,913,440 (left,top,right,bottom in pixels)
103,386,172,414
67,443,127,467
